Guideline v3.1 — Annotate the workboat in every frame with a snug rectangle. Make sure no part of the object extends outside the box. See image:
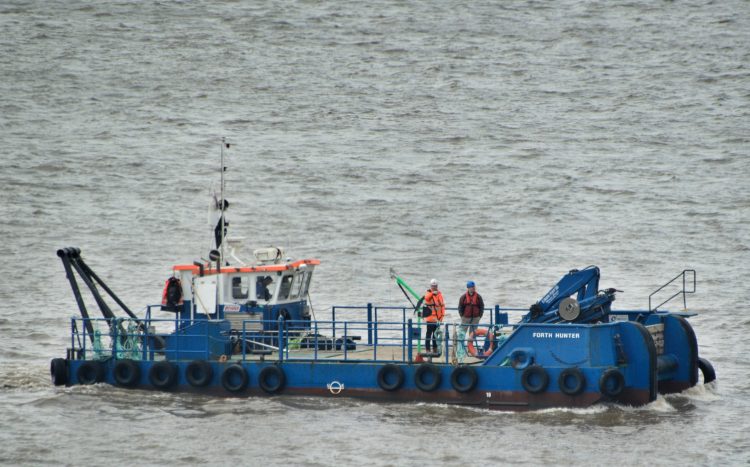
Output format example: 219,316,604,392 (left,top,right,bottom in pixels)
50,142,716,410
